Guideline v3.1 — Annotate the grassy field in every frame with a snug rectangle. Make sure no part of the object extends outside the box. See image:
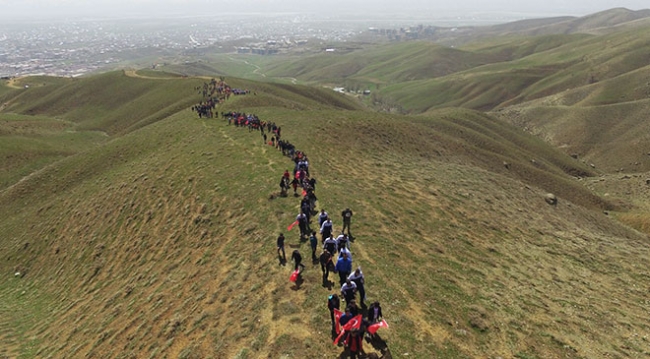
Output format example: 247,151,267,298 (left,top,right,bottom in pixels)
1,70,650,359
